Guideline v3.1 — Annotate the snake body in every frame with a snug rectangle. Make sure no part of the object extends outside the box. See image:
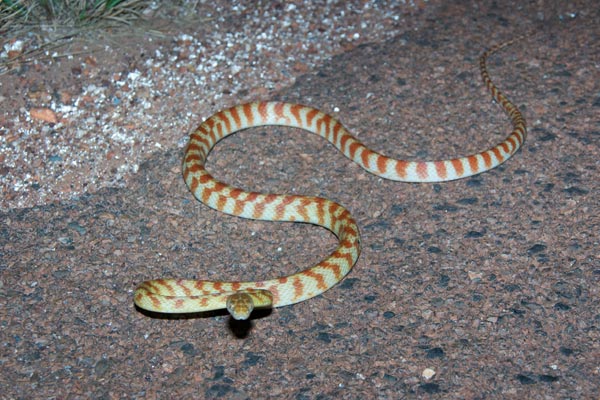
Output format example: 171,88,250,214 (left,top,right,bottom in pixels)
134,39,527,320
